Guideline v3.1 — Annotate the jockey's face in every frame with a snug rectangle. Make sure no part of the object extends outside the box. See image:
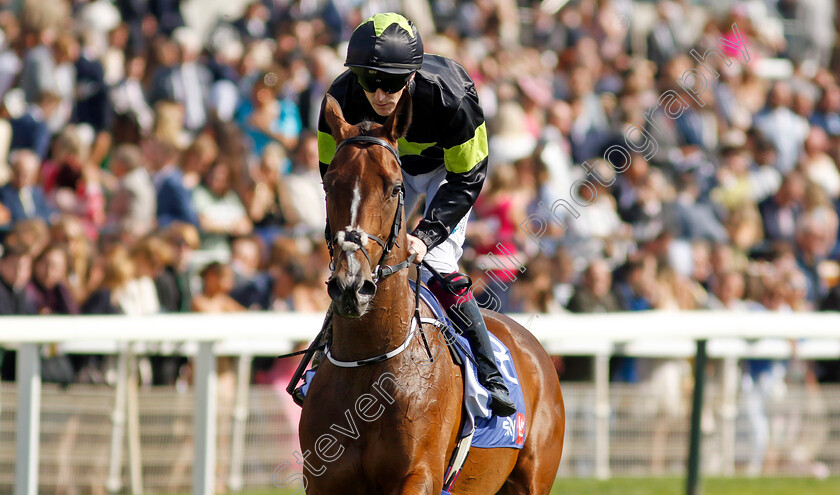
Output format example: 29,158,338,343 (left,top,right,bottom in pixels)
364,87,405,117
363,73,414,117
